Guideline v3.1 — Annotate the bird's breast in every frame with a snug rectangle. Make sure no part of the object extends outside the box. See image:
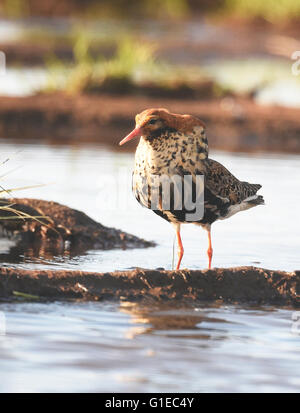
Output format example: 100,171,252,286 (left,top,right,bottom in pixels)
134,133,207,178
